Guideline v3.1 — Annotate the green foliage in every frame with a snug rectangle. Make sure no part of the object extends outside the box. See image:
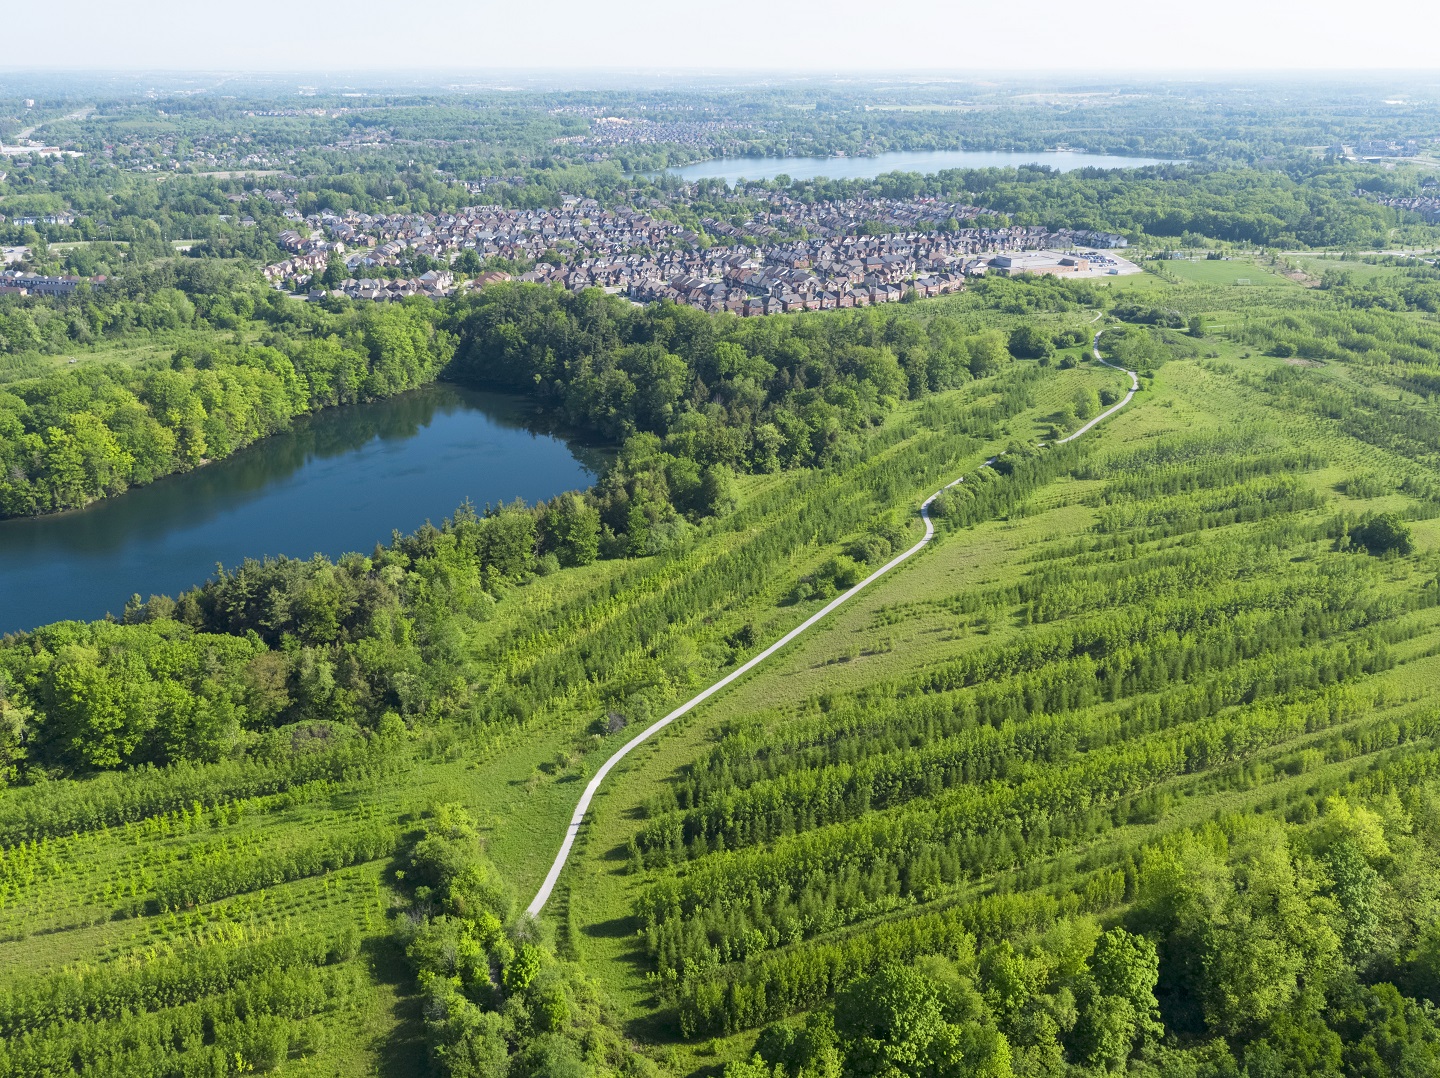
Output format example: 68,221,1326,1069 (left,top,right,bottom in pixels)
1345,512,1414,557
1098,323,1193,374
0,926,362,1076
542,492,601,567
1338,473,1389,499
445,284,1015,475
0,497,548,778
398,805,637,1078
1,618,270,770
1006,325,1054,361
953,163,1411,248
0,287,453,516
